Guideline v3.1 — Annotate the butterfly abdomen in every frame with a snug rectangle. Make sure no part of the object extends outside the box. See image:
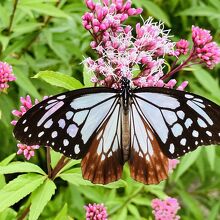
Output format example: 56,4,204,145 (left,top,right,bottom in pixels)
122,103,130,162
